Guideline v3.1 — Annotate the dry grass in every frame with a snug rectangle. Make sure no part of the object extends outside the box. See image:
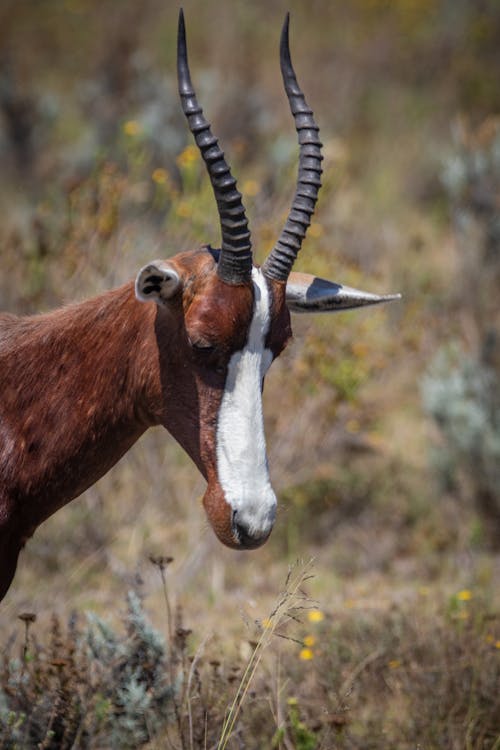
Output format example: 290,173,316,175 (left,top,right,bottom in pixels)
2,562,499,748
